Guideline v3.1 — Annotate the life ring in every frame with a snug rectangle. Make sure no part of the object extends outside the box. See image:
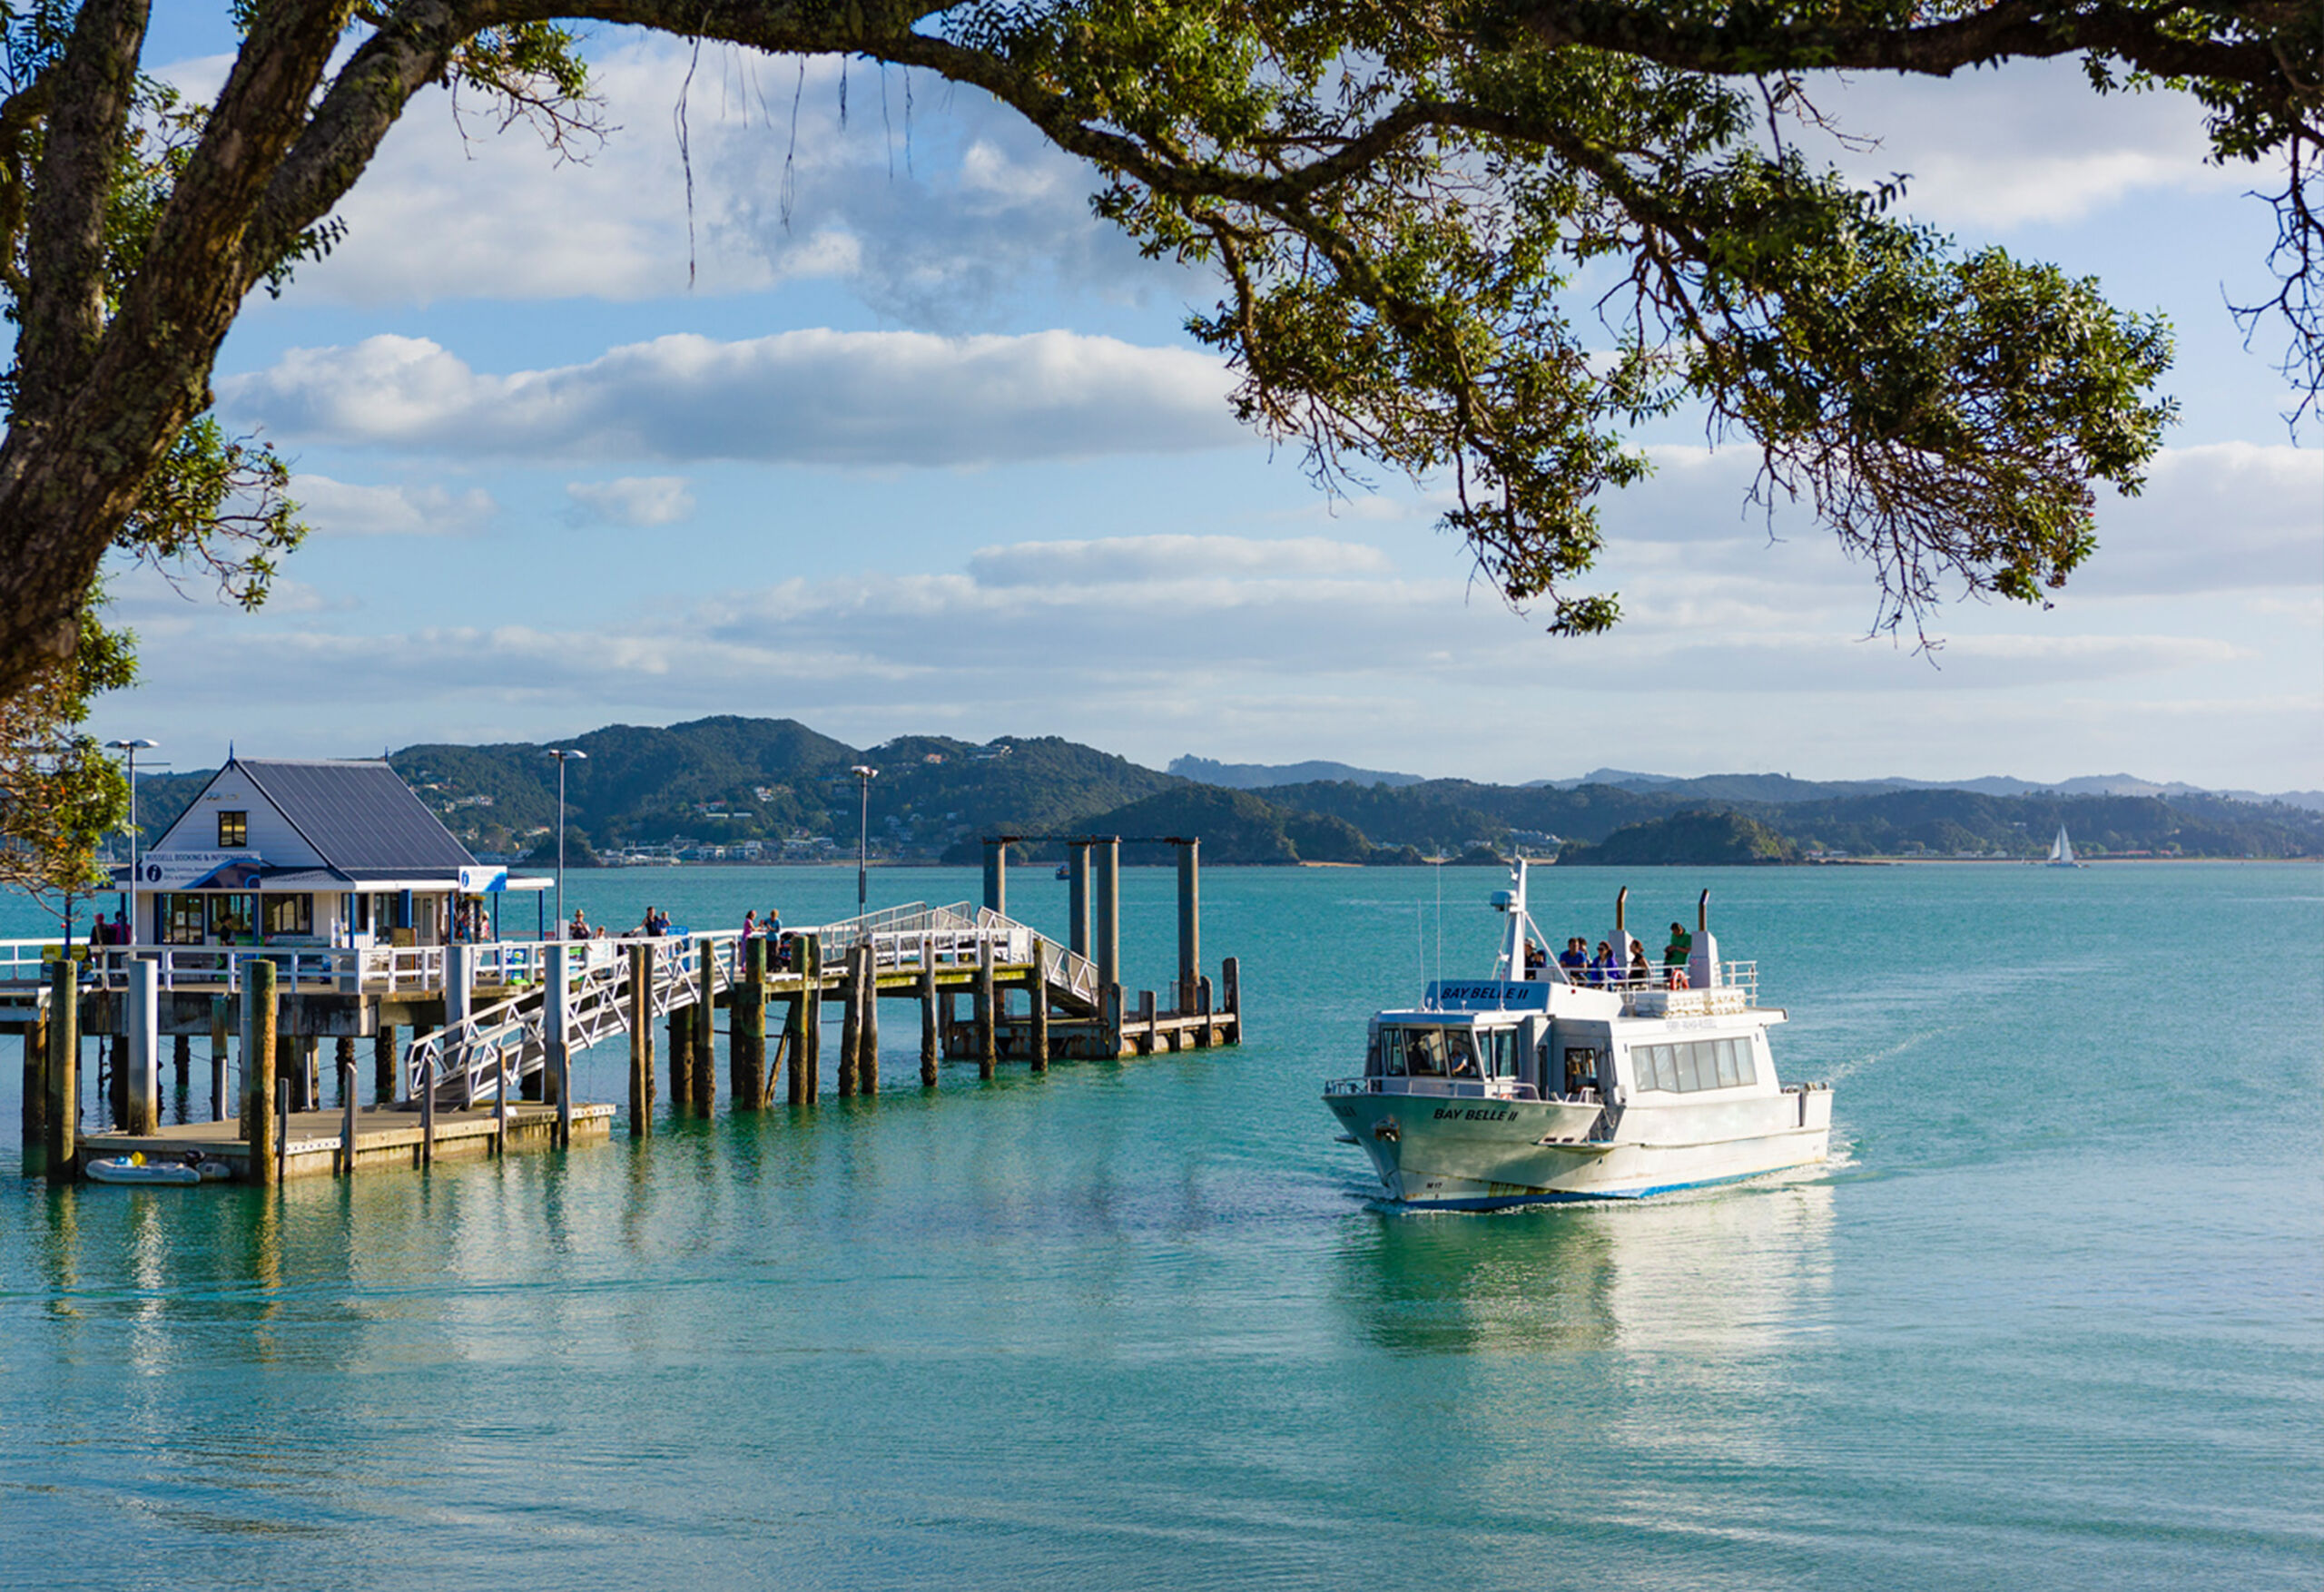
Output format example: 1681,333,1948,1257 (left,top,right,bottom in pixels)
1666,968,1689,990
